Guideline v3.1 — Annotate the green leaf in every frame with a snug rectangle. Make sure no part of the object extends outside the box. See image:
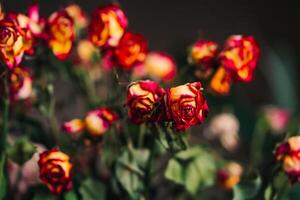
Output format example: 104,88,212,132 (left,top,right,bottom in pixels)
33,191,58,200
64,191,77,200
6,136,36,165
115,149,149,199
164,146,217,194
233,172,262,200
0,154,6,200
79,178,106,200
